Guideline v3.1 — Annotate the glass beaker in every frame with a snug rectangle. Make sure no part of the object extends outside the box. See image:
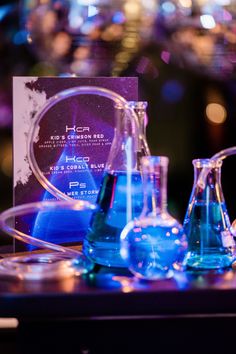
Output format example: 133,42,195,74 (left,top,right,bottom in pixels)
120,156,187,280
83,101,150,268
183,158,235,270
